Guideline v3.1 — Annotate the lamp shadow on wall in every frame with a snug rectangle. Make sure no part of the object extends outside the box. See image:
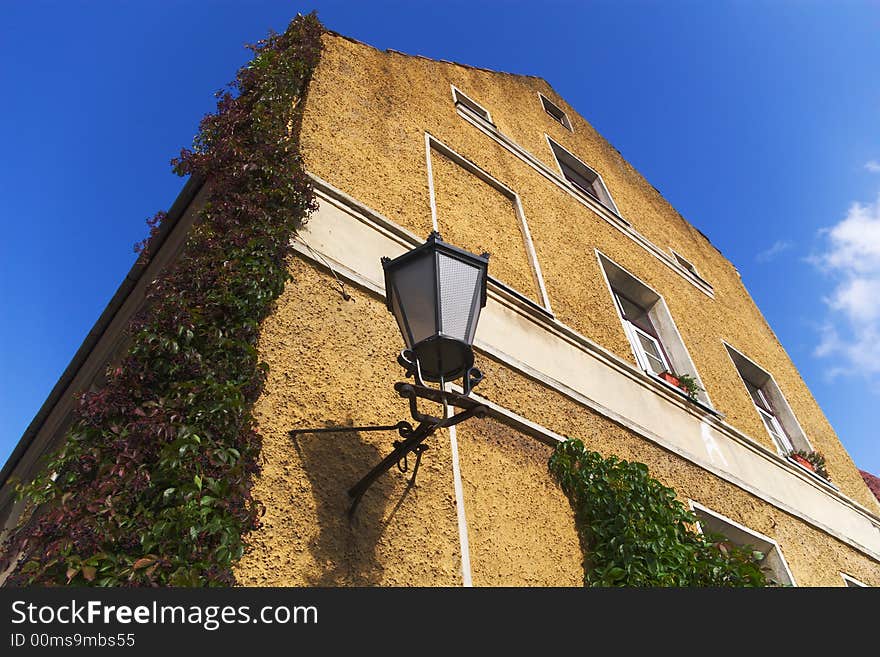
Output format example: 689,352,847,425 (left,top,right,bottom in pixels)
290,421,410,585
